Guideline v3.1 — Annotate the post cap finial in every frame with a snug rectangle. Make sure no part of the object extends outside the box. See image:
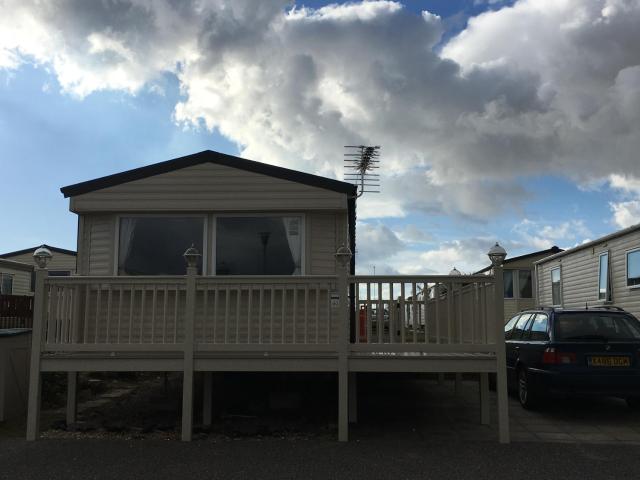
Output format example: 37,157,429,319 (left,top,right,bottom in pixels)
487,242,507,267
183,244,201,268
33,245,53,269
334,244,353,268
